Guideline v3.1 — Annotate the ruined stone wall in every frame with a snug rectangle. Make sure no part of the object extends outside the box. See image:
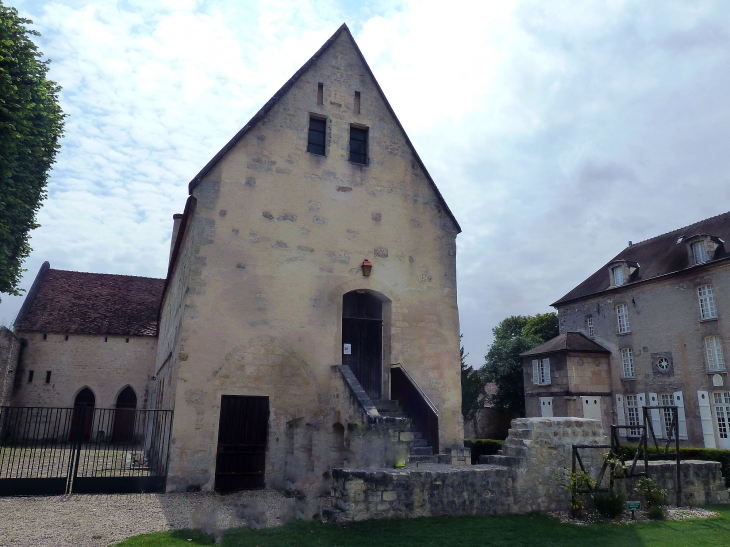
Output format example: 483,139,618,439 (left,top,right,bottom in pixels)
10,331,155,409
557,261,730,448
331,418,729,521
615,460,728,507
0,327,20,407
164,30,462,492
